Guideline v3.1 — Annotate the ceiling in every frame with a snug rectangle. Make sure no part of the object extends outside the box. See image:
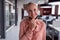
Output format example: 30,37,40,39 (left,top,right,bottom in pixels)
17,0,48,4
8,0,48,4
